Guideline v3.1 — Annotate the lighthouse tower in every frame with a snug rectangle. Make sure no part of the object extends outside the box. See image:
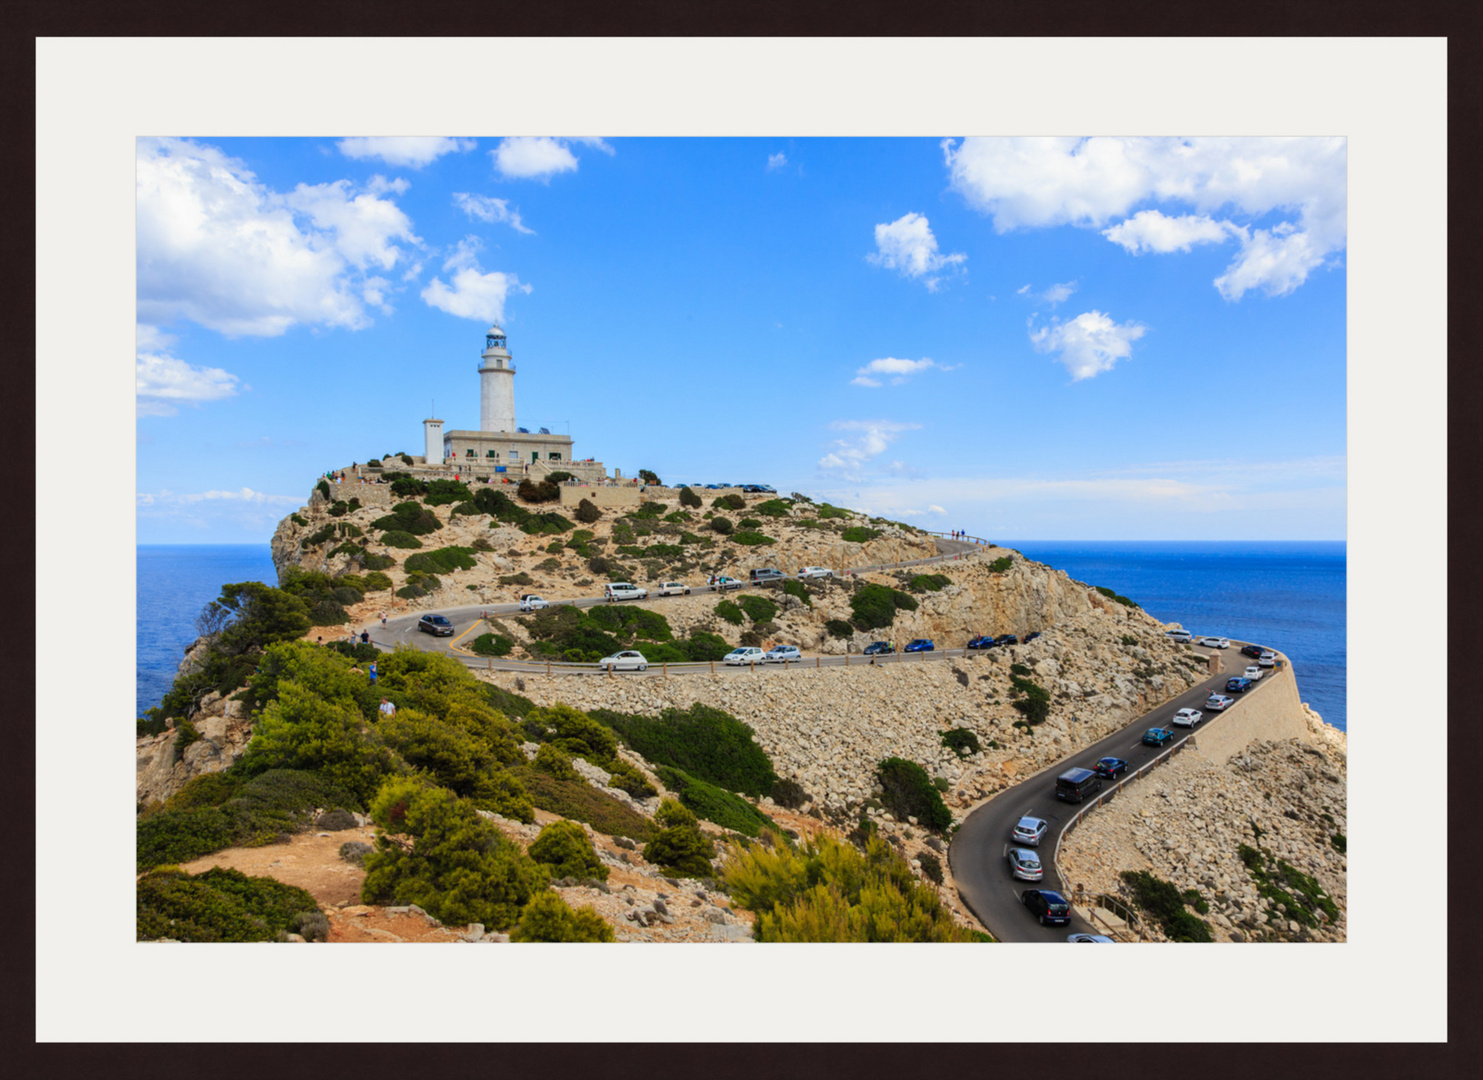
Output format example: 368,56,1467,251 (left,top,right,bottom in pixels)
478,323,516,432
